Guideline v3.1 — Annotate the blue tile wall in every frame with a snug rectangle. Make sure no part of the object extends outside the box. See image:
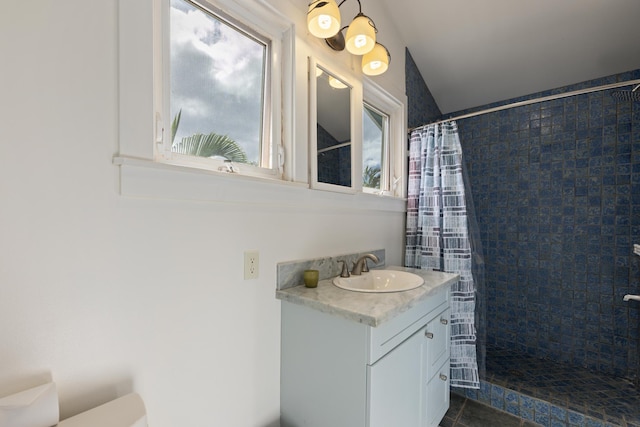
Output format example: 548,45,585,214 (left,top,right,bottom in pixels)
456,70,640,379
405,48,442,128
317,123,339,150
407,61,640,380
317,124,351,187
